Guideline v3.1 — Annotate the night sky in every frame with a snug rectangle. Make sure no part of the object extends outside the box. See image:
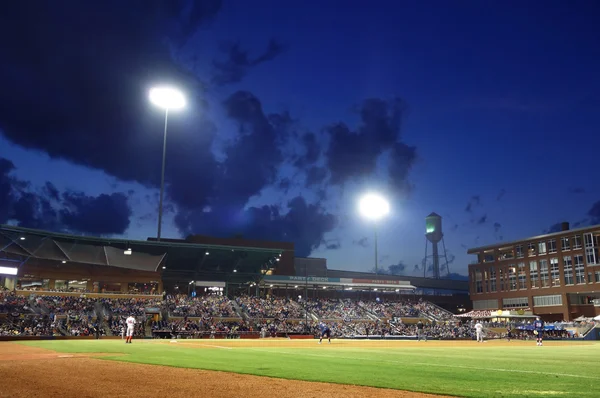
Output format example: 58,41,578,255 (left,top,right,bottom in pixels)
1,0,600,278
